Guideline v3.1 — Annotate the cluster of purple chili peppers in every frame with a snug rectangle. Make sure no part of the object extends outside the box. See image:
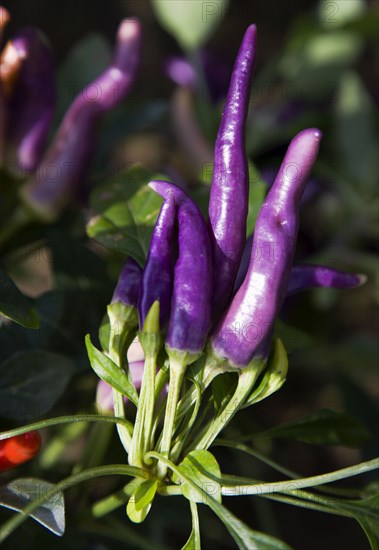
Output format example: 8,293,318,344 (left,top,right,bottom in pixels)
101,24,364,473
114,24,362,370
